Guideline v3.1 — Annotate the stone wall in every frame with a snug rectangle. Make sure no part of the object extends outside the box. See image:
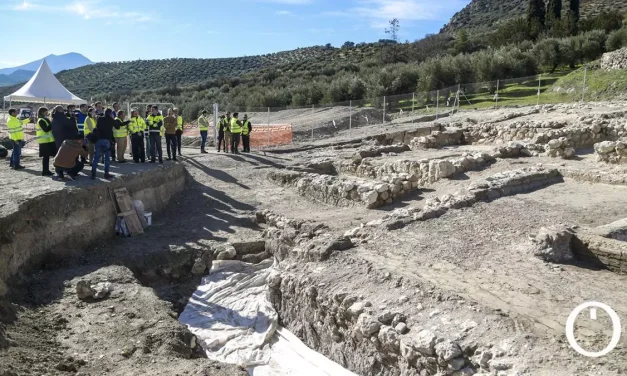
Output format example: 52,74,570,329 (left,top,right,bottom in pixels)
345,167,563,234
601,48,627,70
593,140,627,163
0,164,187,297
371,125,442,146
259,211,480,375
572,233,627,274
410,129,465,149
267,170,415,208
269,271,477,376
411,112,627,151
335,153,495,187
